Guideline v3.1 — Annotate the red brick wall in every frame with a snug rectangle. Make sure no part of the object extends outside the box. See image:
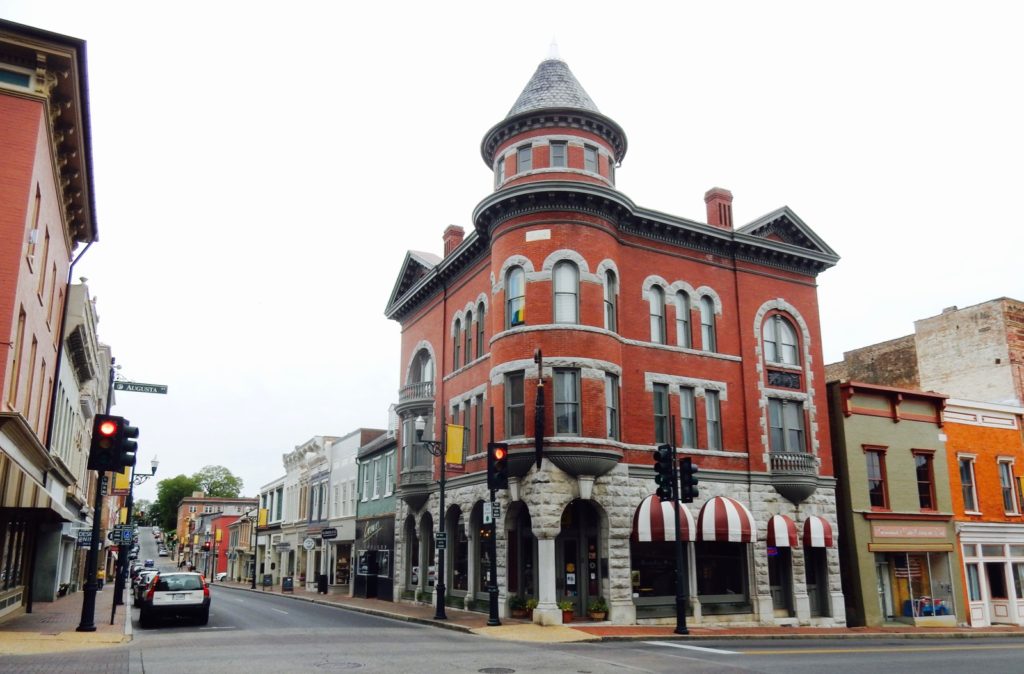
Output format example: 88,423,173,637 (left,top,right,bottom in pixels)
944,416,1024,520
